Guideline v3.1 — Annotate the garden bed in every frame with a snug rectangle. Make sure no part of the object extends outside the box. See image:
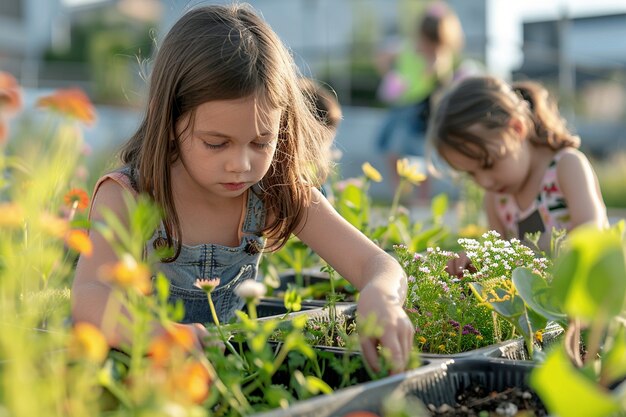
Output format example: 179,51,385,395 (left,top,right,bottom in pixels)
250,358,546,417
